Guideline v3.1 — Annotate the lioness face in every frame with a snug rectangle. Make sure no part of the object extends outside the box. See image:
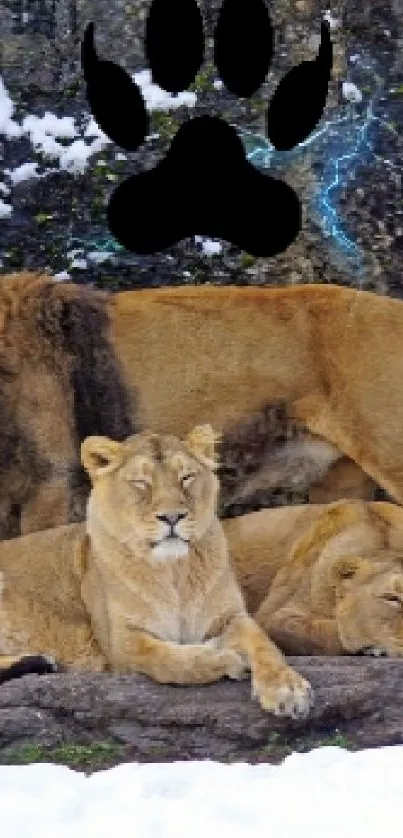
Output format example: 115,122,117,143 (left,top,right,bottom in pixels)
333,553,403,656
81,425,220,562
